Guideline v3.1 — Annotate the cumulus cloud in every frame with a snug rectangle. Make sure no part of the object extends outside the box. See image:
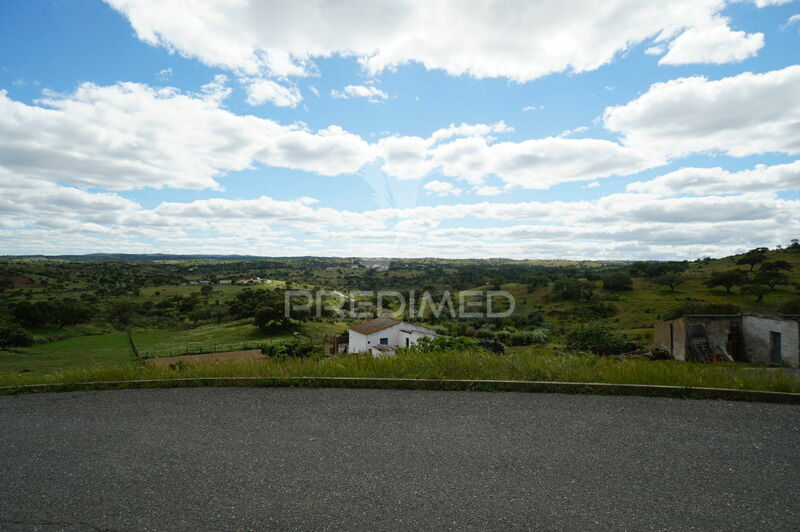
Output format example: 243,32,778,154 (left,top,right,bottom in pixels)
331,85,388,102
603,65,800,158
0,82,374,190
430,136,661,189
2,176,796,259
423,180,462,197
658,18,763,65
243,79,302,107
626,161,800,196
104,0,763,82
